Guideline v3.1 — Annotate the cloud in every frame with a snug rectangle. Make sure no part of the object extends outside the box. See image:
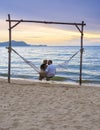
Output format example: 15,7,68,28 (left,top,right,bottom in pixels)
0,20,100,45
84,33,100,43
9,23,80,44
